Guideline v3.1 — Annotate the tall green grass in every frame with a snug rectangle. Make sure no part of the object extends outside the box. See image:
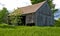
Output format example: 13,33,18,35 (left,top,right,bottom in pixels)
0,21,60,36
0,26,60,36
